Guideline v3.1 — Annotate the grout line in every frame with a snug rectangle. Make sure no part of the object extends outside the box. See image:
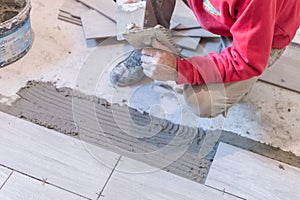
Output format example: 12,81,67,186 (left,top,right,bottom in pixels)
0,170,13,190
204,184,246,200
0,163,92,200
97,156,122,200
258,79,300,94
